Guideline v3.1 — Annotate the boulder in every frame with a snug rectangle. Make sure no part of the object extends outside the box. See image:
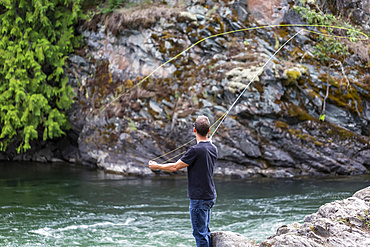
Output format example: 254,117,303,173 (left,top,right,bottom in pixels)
353,186,370,202
259,186,370,247
211,231,254,247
